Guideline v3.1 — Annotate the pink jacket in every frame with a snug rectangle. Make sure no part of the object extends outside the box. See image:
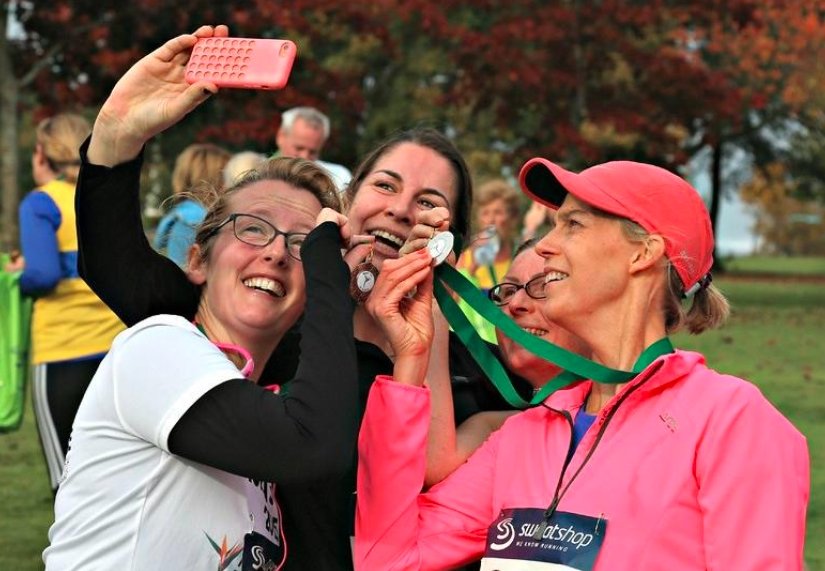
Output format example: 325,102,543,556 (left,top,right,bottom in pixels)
356,350,809,570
